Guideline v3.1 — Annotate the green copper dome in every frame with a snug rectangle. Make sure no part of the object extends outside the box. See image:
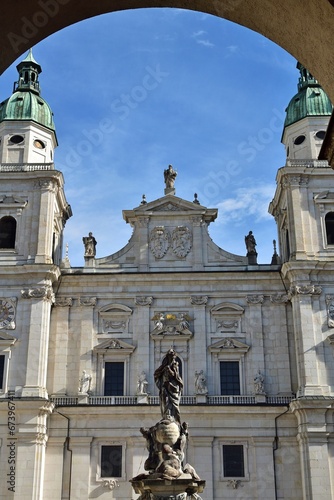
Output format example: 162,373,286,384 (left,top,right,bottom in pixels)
284,62,333,129
0,49,55,132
